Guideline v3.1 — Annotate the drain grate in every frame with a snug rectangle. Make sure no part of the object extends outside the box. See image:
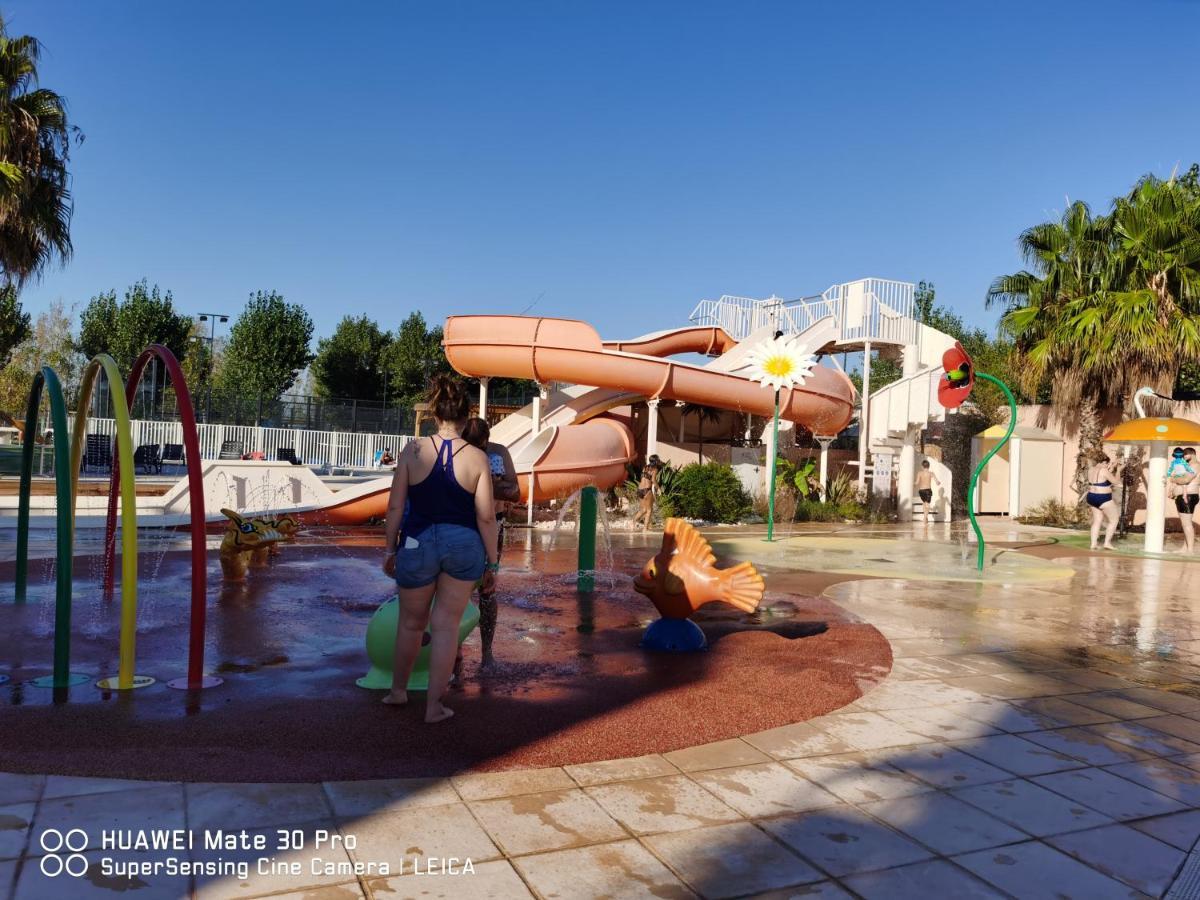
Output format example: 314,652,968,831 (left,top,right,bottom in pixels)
1168,848,1200,899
